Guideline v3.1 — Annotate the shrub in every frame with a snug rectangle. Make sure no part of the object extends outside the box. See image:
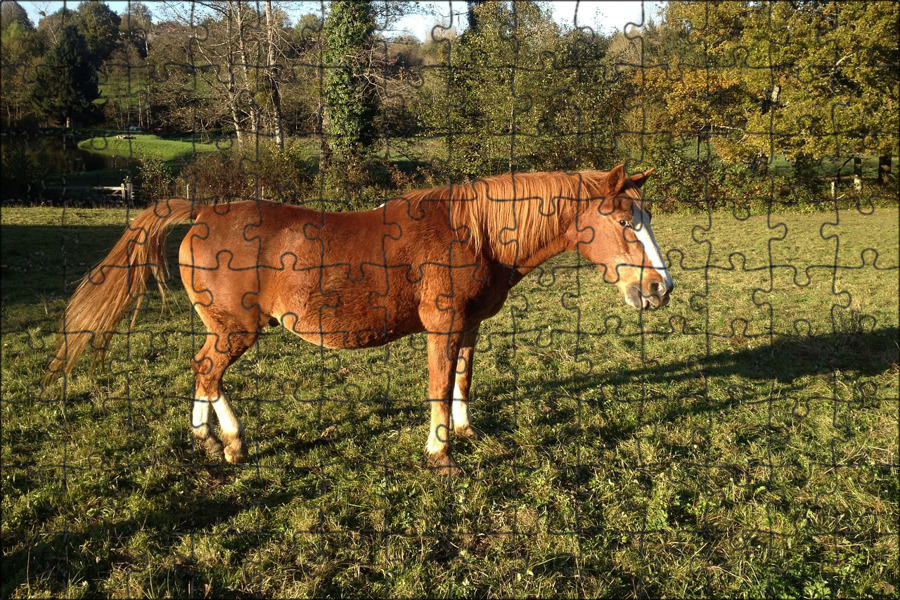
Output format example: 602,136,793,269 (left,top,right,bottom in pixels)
176,150,248,201
135,154,174,202
175,141,319,203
